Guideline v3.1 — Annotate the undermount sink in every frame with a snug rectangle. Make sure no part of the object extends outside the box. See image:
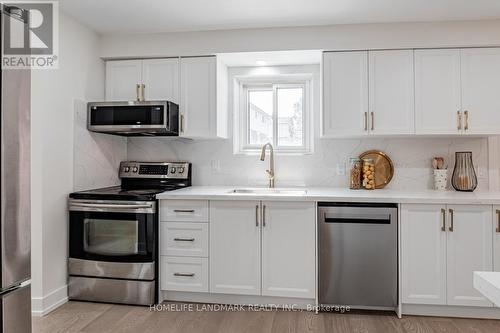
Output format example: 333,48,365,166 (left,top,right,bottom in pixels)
229,188,307,195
